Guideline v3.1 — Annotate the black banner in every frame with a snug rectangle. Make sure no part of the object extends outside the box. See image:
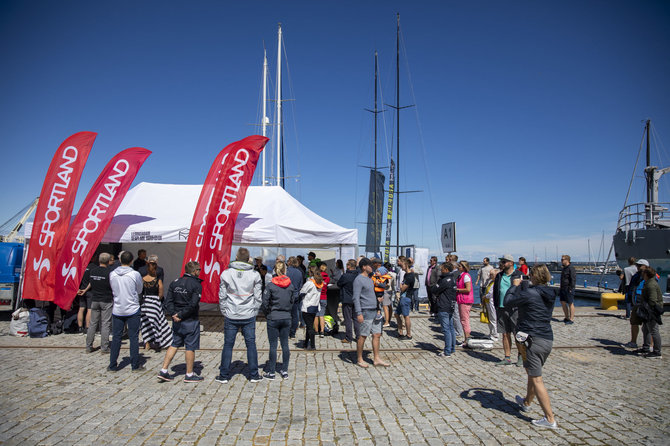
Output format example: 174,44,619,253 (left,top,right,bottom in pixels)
383,159,395,262
365,169,385,254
